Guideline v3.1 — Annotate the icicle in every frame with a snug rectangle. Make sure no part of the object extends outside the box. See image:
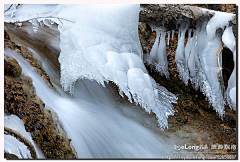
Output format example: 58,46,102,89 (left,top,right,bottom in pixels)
14,22,22,27
43,19,52,28
222,26,235,52
171,30,174,40
39,20,44,29
175,21,189,85
156,31,169,79
167,31,170,45
185,29,192,63
197,29,225,116
193,21,209,91
149,30,160,62
206,11,235,41
222,26,236,110
188,30,196,83
29,18,39,33
227,51,236,110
